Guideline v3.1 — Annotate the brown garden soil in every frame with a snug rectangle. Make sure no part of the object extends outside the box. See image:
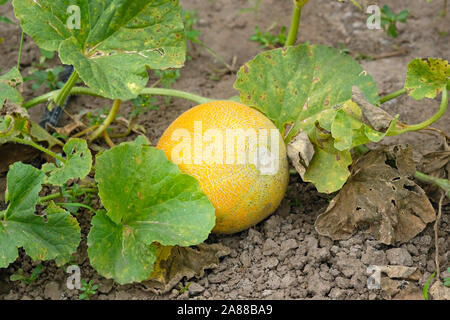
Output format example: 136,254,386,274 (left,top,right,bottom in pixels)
0,0,449,300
